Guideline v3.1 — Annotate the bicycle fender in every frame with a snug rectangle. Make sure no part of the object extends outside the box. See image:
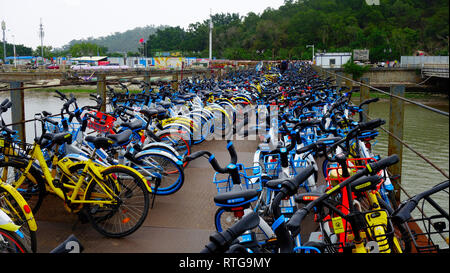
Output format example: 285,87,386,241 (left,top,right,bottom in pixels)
154,128,191,140
65,153,110,168
0,210,20,232
135,149,183,166
141,143,180,158
101,164,152,193
0,183,37,231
